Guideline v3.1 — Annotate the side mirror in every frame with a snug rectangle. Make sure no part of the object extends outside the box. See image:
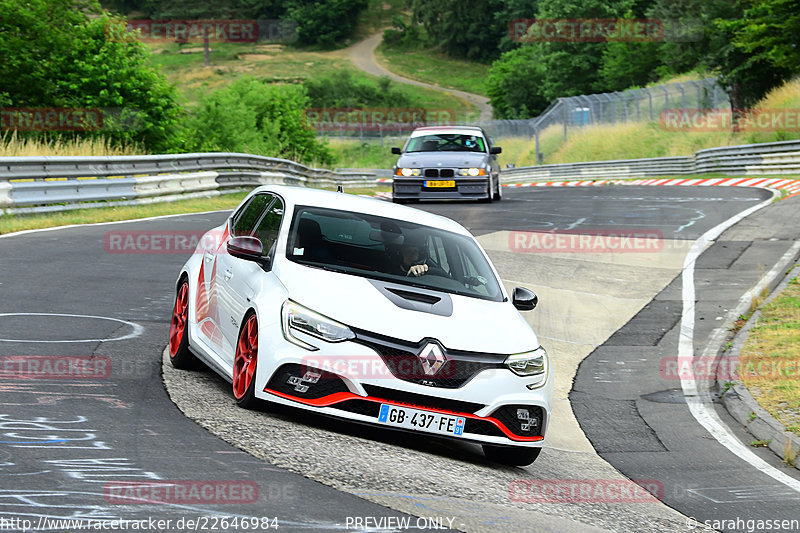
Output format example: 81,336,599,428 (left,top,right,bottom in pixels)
228,236,268,265
490,146,502,155
391,147,402,155
512,287,537,311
